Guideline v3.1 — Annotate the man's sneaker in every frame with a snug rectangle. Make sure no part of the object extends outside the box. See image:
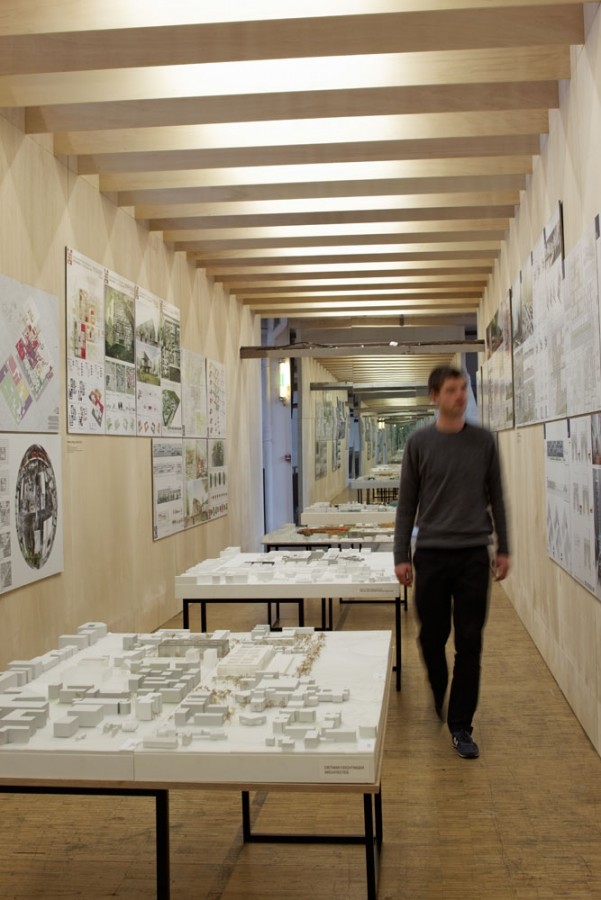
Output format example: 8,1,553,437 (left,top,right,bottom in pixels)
452,730,480,759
